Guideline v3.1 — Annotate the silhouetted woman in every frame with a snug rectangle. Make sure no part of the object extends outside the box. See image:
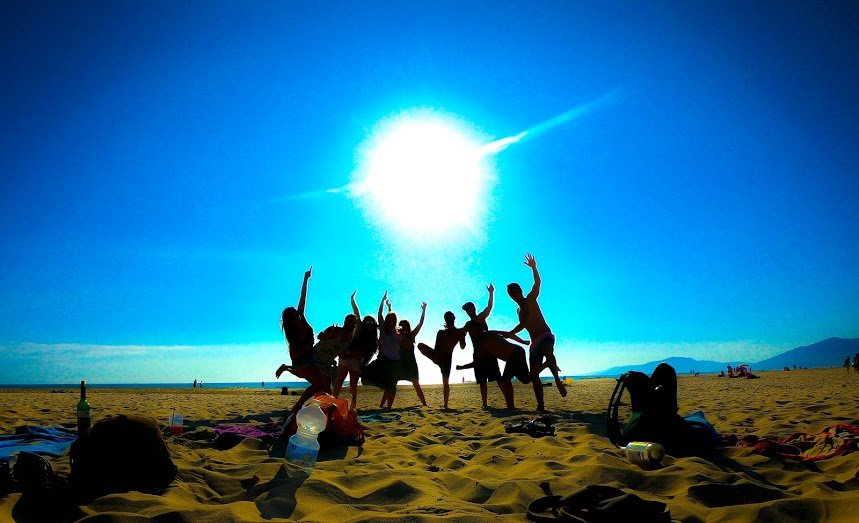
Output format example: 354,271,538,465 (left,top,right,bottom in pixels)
396,305,428,407
332,291,379,410
361,291,403,408
275,266,328,419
